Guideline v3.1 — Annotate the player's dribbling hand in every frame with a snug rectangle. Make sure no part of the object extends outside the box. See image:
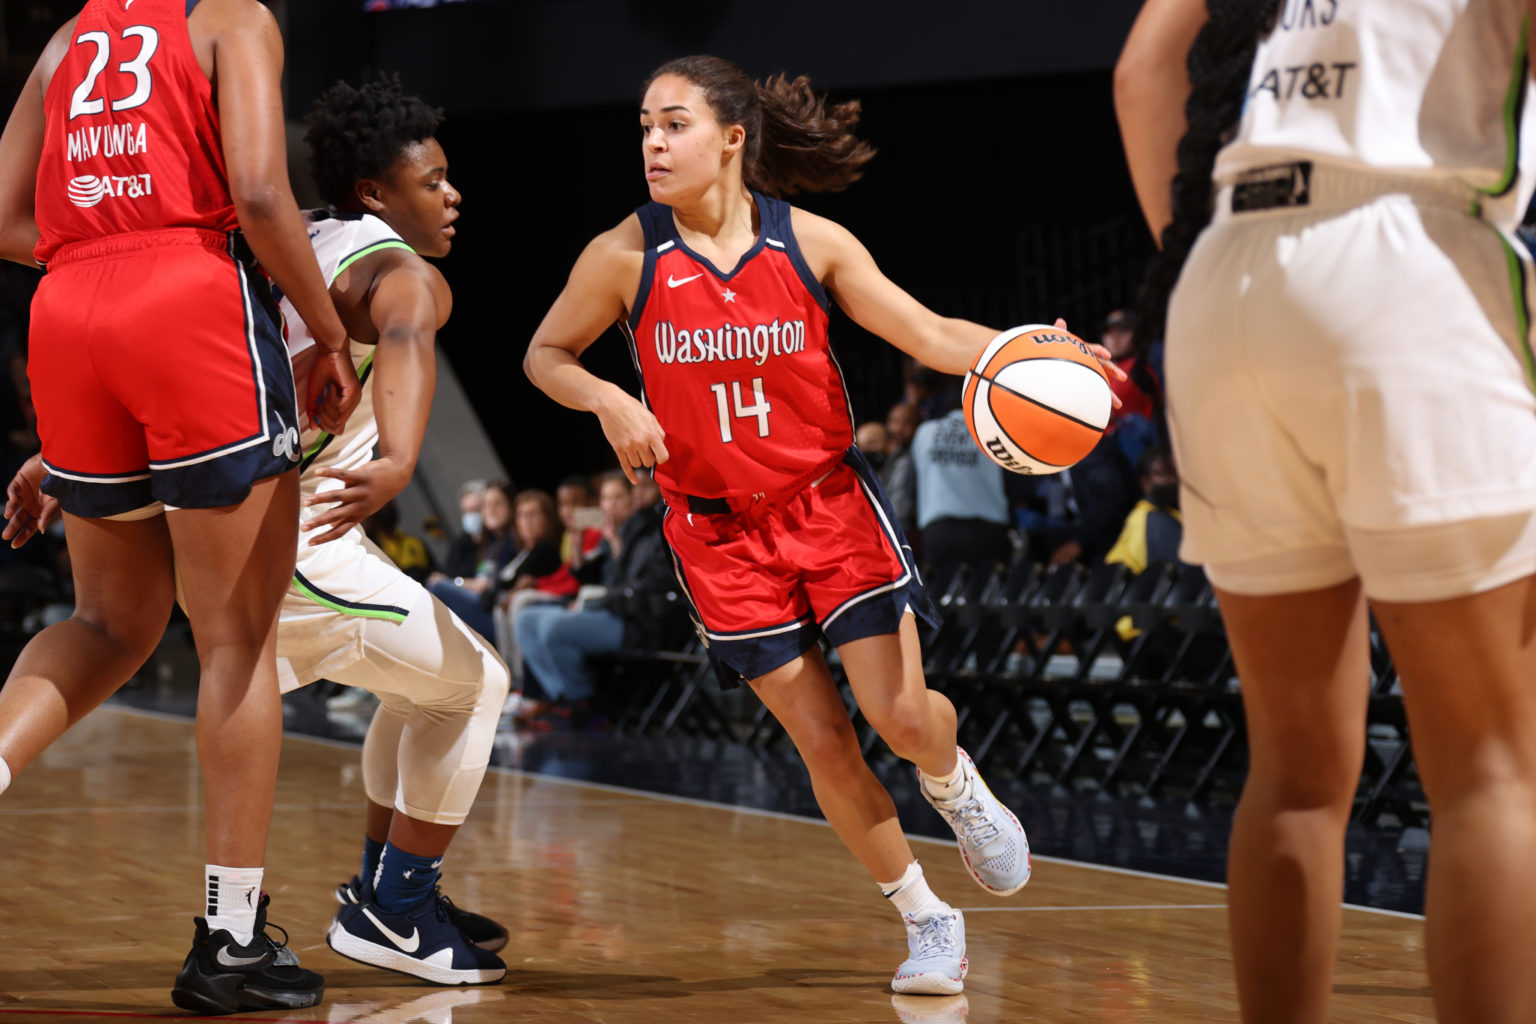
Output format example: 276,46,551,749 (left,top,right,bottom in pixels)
598,393,669,485
1049,316,1127,410
302,458,411,546
3,453,58,549
308,350,363,436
